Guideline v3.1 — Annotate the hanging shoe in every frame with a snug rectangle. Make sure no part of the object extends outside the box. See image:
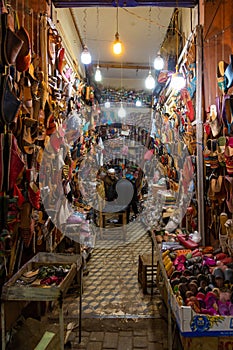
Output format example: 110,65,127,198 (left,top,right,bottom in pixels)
217,60,228,93
224,55,233,92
